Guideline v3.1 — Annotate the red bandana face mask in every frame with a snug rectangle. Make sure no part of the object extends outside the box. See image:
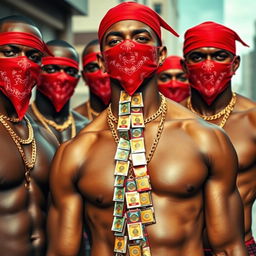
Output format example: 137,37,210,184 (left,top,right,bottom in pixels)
103,40,159,96
38,72,79,112
187,60,235,105
0,56,40,120
158,80,190,102
82,70,111,106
